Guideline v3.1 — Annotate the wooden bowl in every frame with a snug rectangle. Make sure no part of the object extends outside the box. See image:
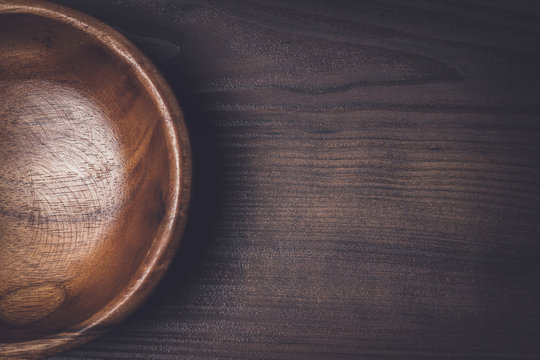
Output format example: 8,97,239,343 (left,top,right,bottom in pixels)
0,1,191,358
